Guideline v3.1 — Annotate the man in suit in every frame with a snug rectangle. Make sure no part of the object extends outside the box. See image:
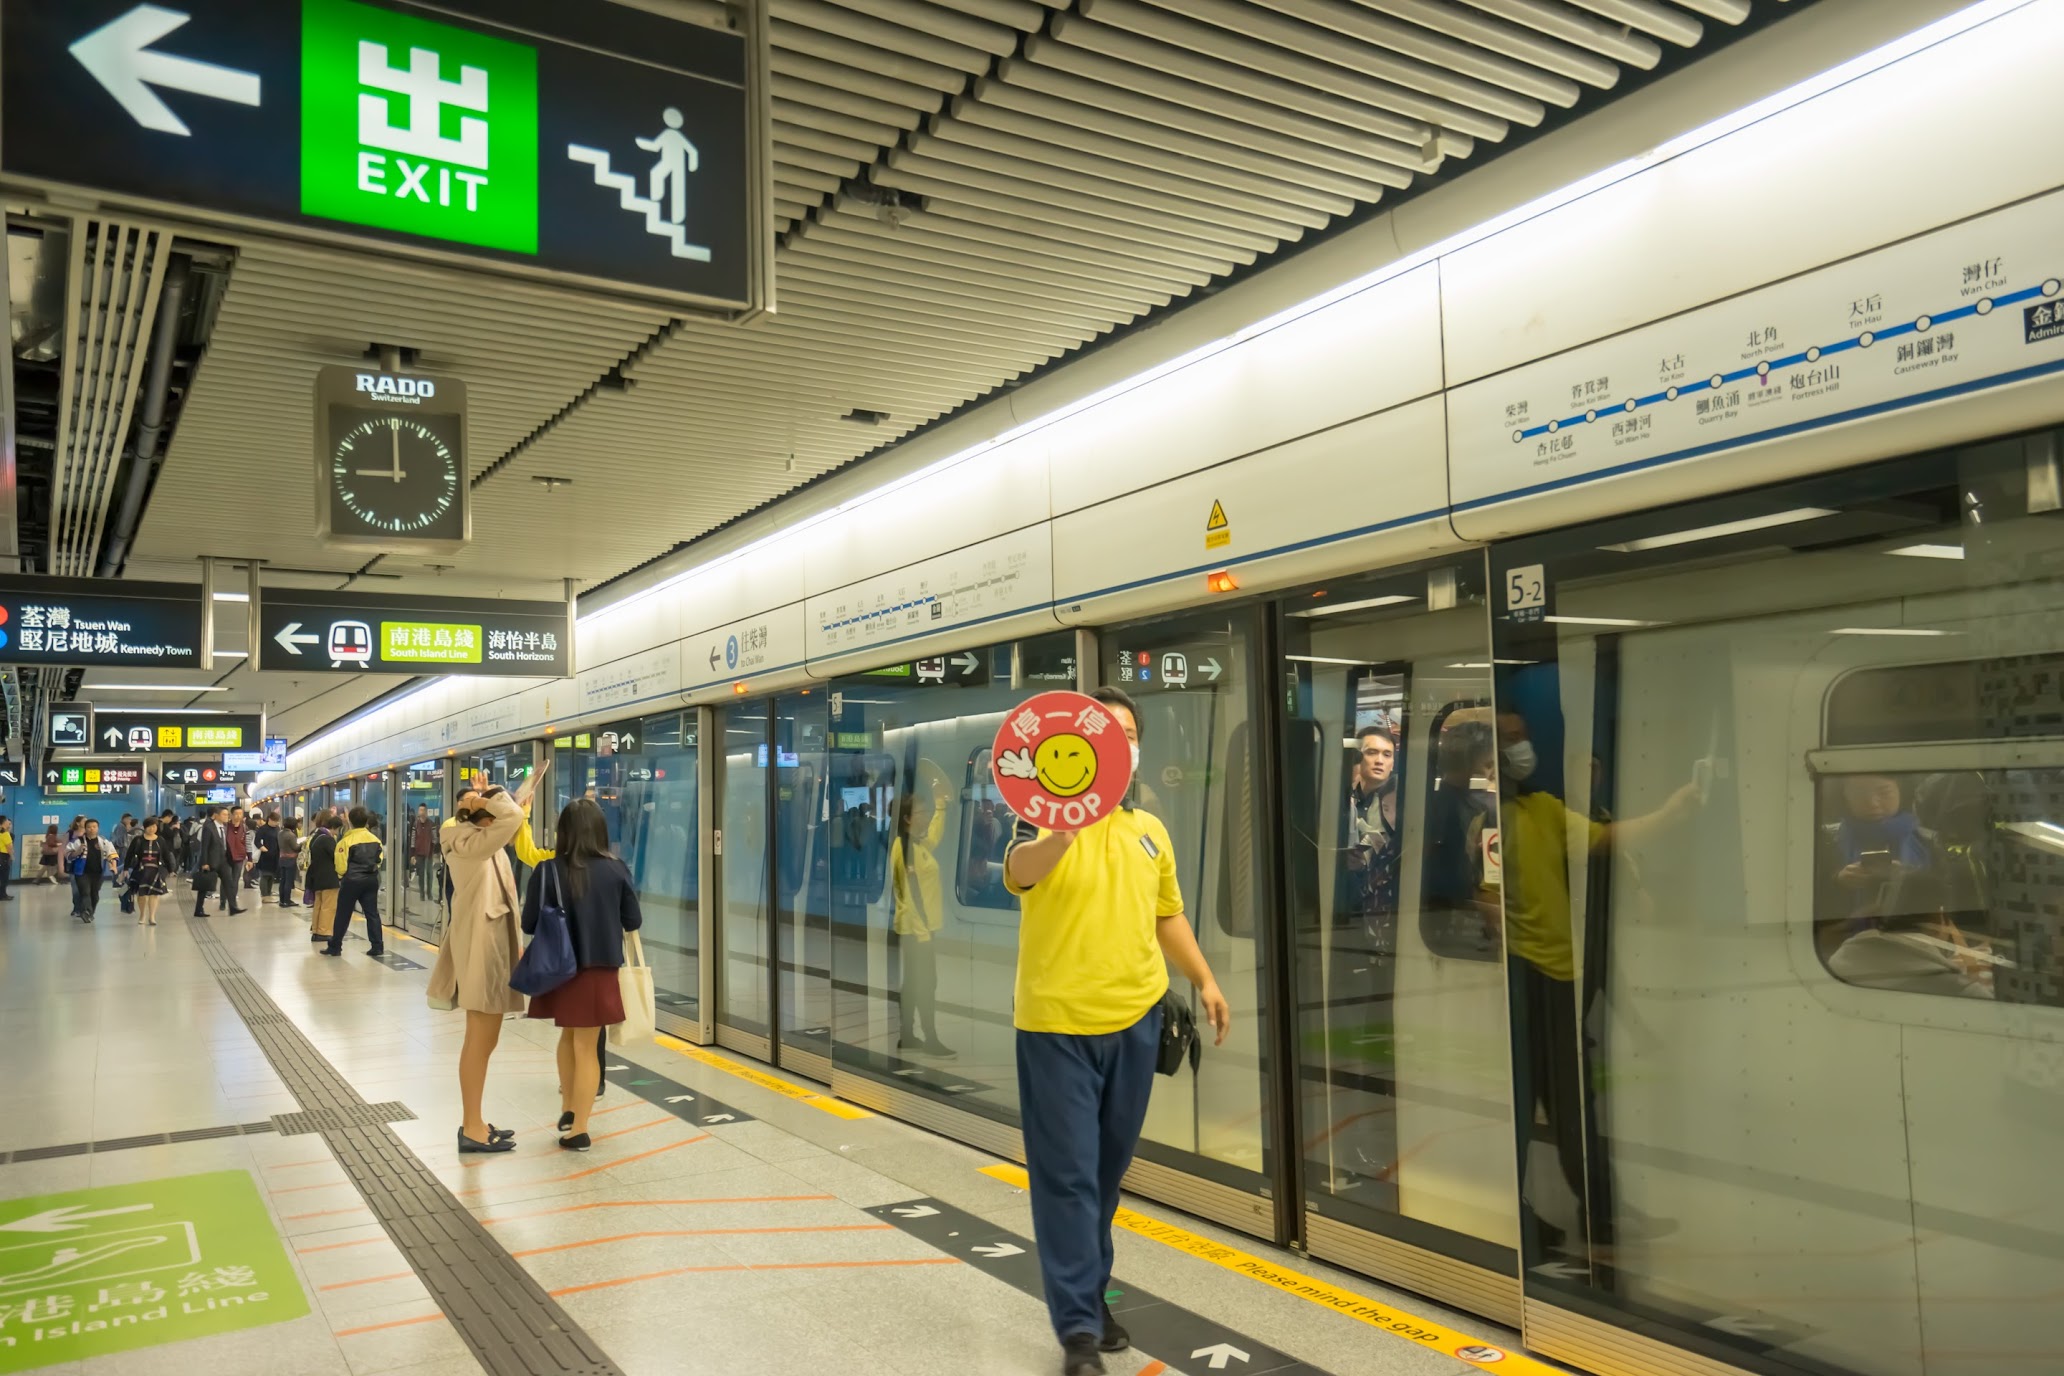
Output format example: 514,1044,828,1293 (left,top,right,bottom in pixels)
193,806,243,918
